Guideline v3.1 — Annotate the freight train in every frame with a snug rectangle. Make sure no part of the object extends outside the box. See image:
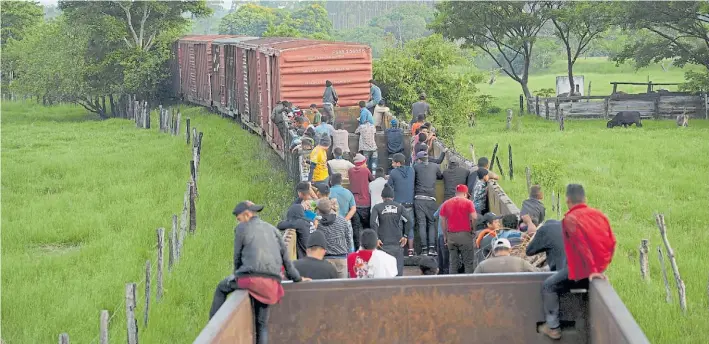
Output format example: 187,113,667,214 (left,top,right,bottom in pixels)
172,35,373,157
